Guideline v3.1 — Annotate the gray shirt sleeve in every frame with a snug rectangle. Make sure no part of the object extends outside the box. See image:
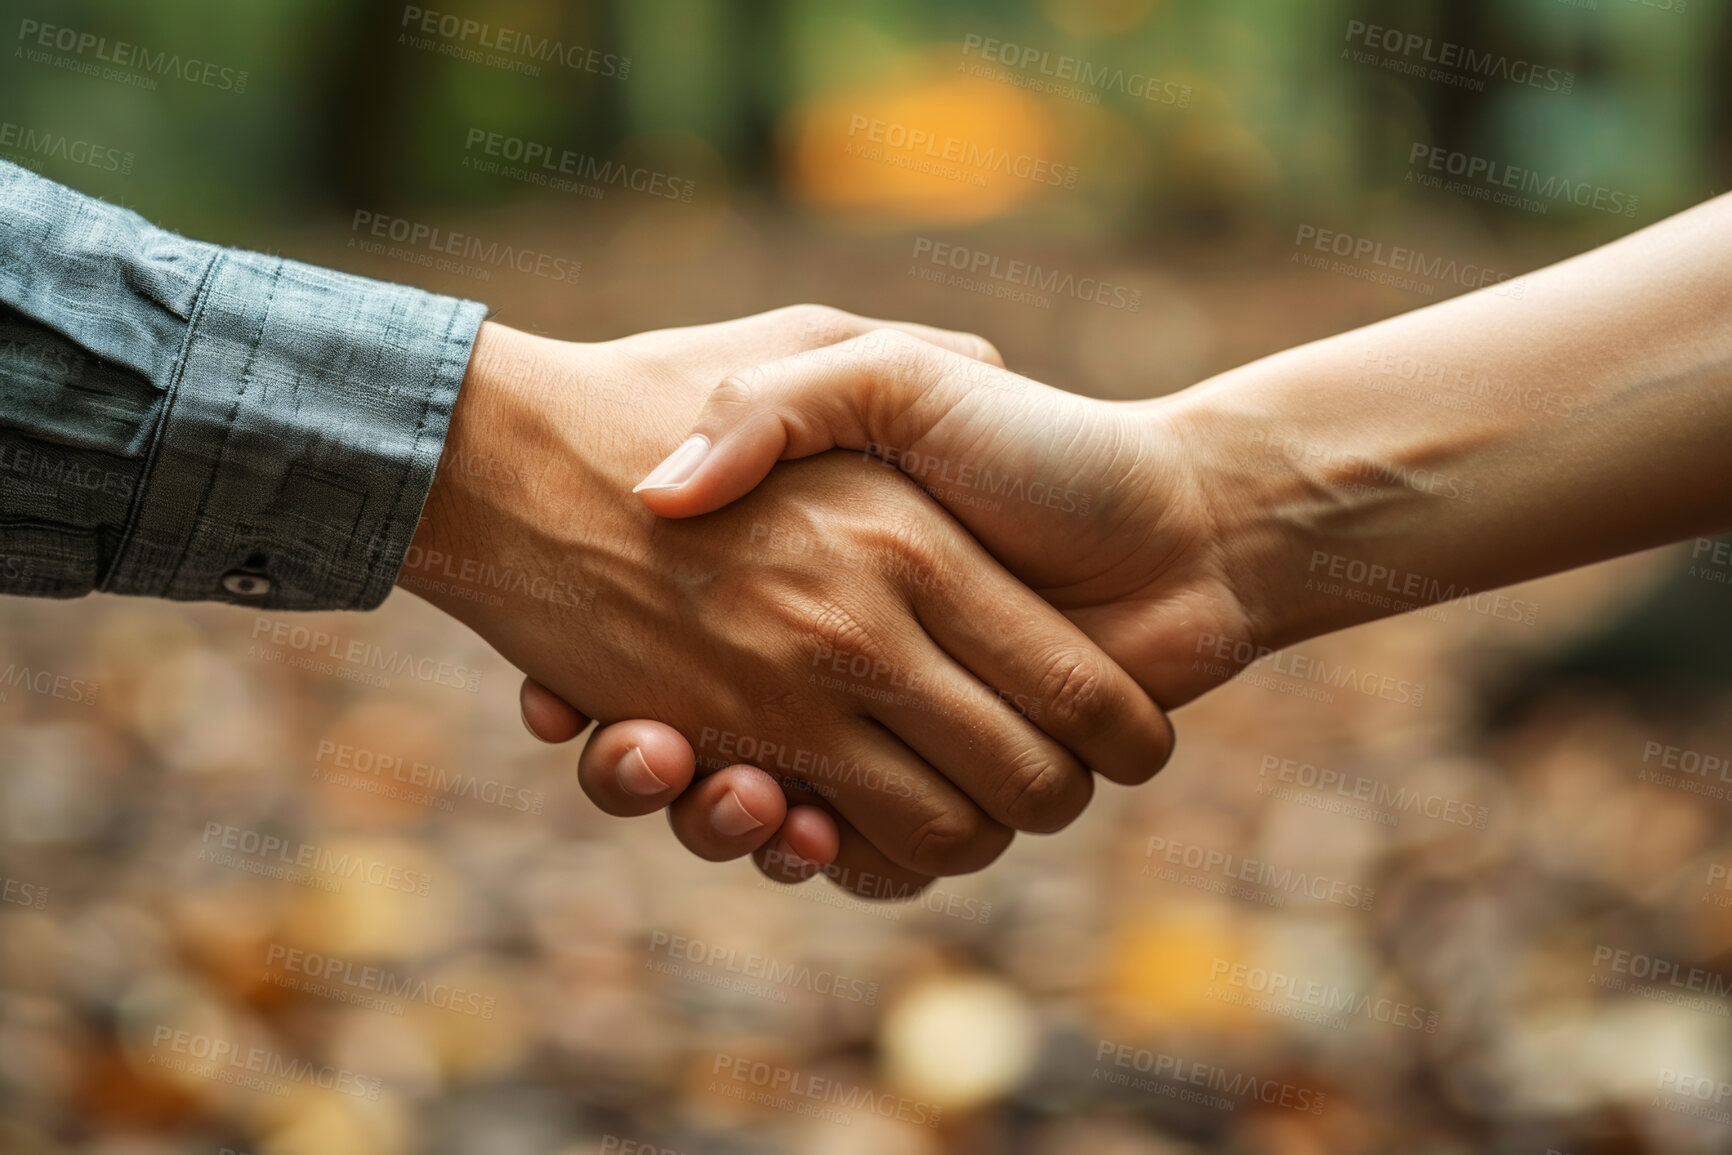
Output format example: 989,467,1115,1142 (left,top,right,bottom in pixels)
0,159,486,610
